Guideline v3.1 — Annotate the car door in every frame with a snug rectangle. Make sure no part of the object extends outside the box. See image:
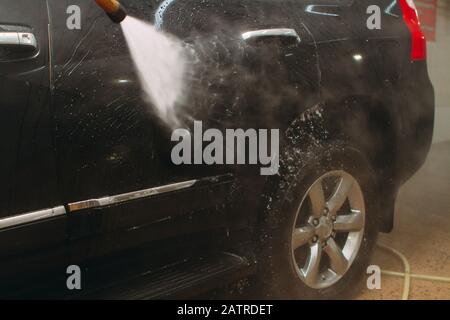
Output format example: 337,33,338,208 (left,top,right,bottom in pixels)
294,0,389,100
47,0,235,263
0,0,66,291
